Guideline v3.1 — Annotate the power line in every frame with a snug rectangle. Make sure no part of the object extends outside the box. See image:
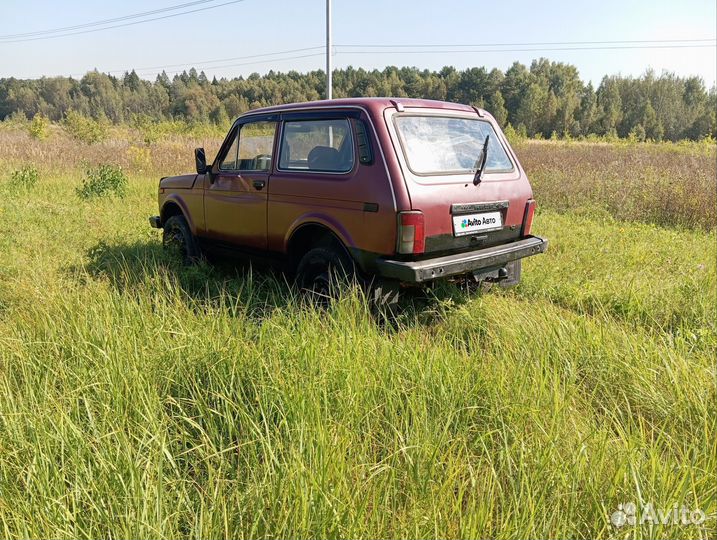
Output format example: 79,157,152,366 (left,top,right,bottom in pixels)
0,0,221,40
137,44,714,78
50,41,716,80
23,45,327,78
337,38,716,48
94,46,325,76
0,0,246,43
70,38,716,79
337,44,717,55
134,52,326,77
17,33,717,80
